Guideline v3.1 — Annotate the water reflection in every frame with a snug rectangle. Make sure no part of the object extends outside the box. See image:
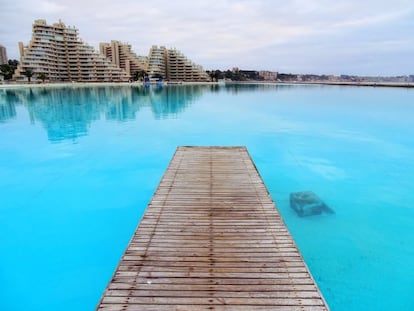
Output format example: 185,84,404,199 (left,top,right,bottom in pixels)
0,85,207,142
0,90,20,122
0,102,17,122
223,83,297,94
